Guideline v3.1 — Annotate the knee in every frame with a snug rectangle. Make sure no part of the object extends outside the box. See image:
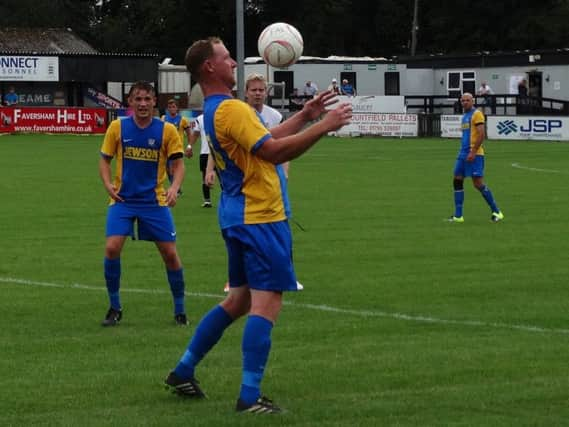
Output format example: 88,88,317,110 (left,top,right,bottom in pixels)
453,178,464,191
250,293,283,323
164,252,182,269
472,178,484,189
221,293,251,319
105,243,121,259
